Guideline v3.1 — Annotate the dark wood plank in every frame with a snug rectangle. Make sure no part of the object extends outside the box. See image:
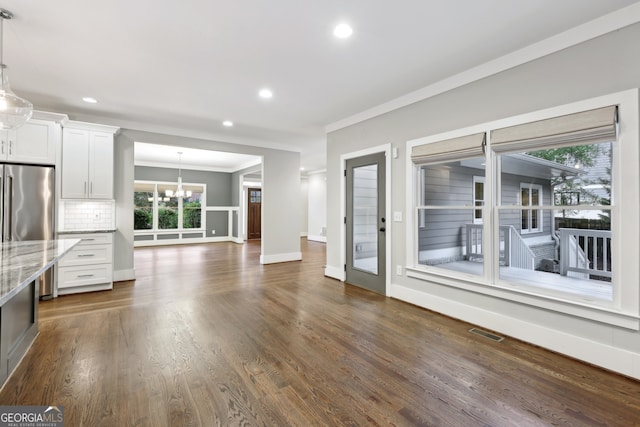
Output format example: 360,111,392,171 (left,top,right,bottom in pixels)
1,239,639,426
